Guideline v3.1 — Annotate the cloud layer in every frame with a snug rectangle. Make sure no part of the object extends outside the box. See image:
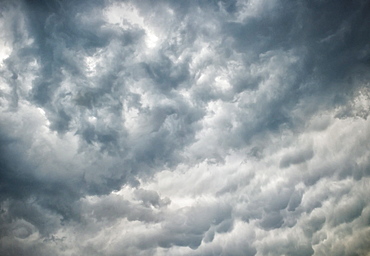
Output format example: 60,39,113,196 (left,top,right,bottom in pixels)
1,0,370,255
